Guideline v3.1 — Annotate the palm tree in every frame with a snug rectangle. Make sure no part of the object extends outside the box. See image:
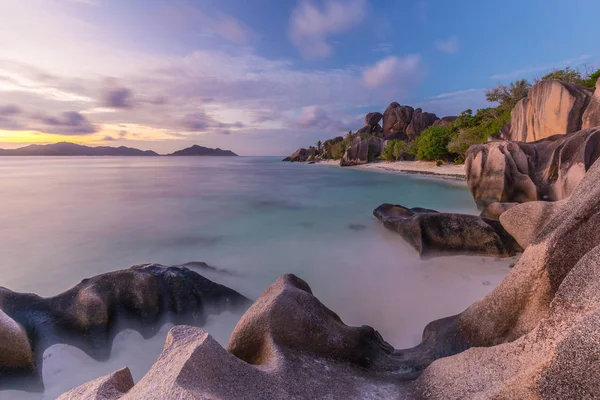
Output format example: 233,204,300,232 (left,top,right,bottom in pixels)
316,140,322,152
